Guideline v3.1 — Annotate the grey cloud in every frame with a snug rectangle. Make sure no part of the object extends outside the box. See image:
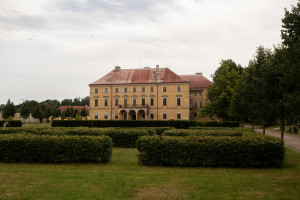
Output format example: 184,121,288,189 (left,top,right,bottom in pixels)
59,0,173,12
0,13,48,31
